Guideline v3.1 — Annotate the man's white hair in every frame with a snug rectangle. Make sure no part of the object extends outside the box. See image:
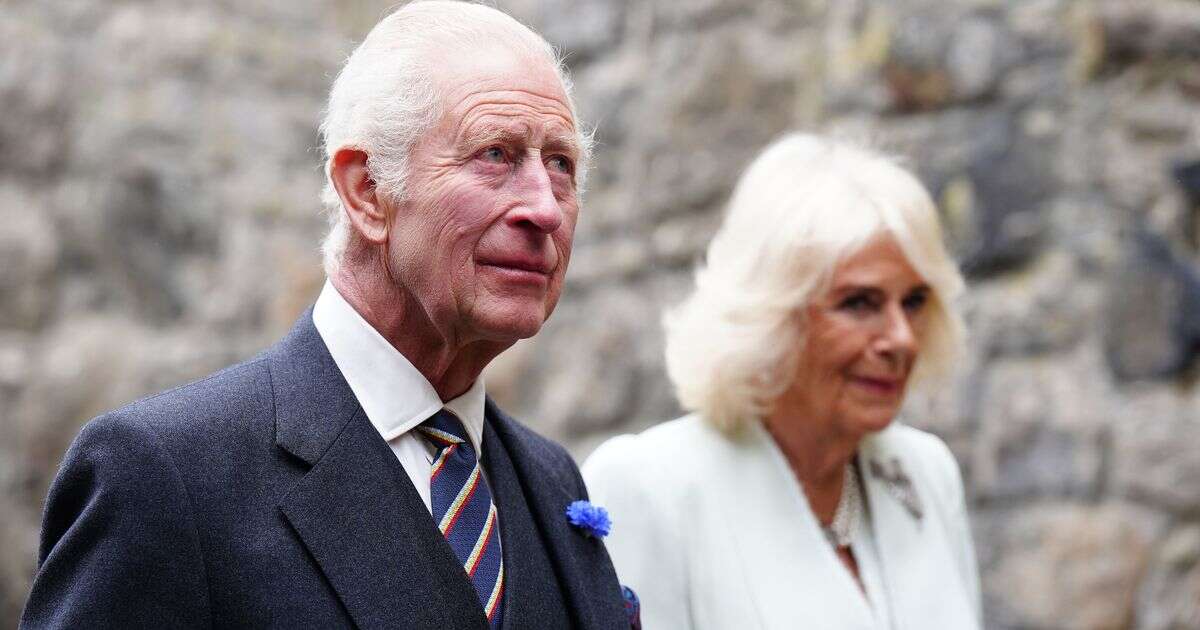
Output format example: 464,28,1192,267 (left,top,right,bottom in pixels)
663,133,967,433
318,0,590,276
